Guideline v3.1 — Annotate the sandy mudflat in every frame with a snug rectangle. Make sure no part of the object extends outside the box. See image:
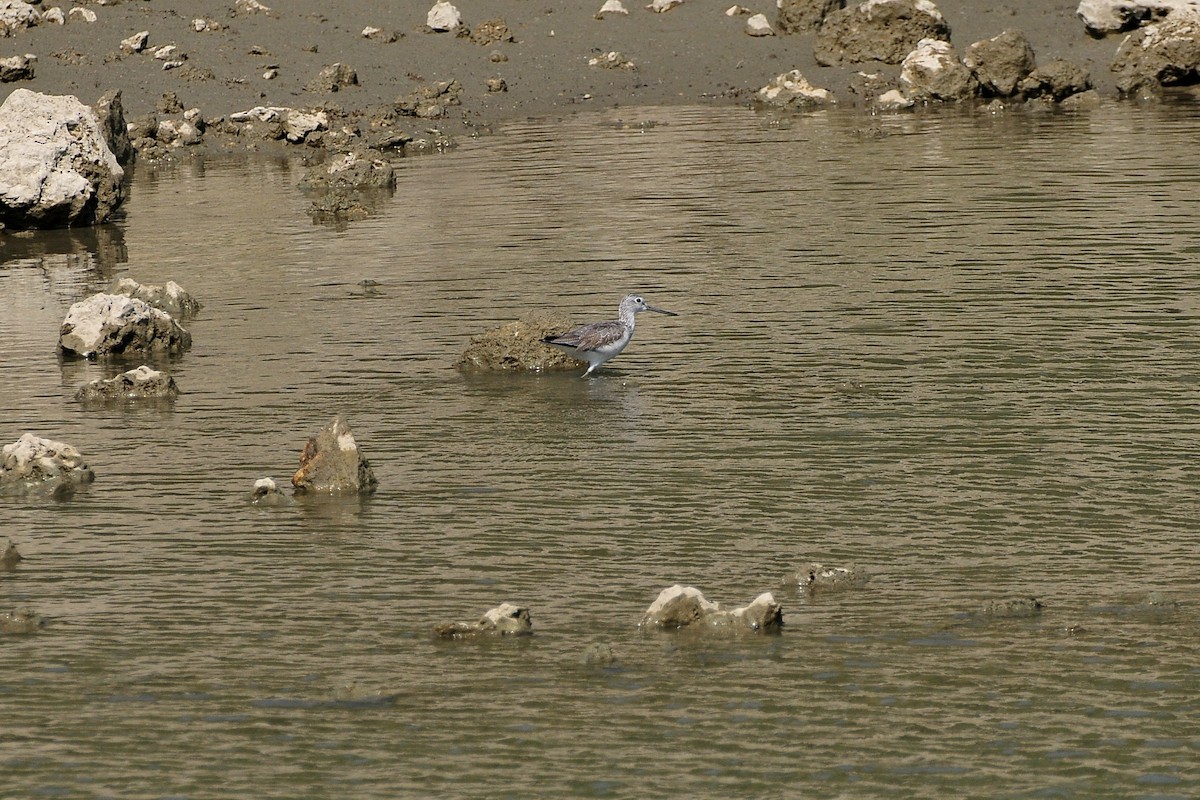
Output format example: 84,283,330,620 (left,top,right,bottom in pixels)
1,1,1135,128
